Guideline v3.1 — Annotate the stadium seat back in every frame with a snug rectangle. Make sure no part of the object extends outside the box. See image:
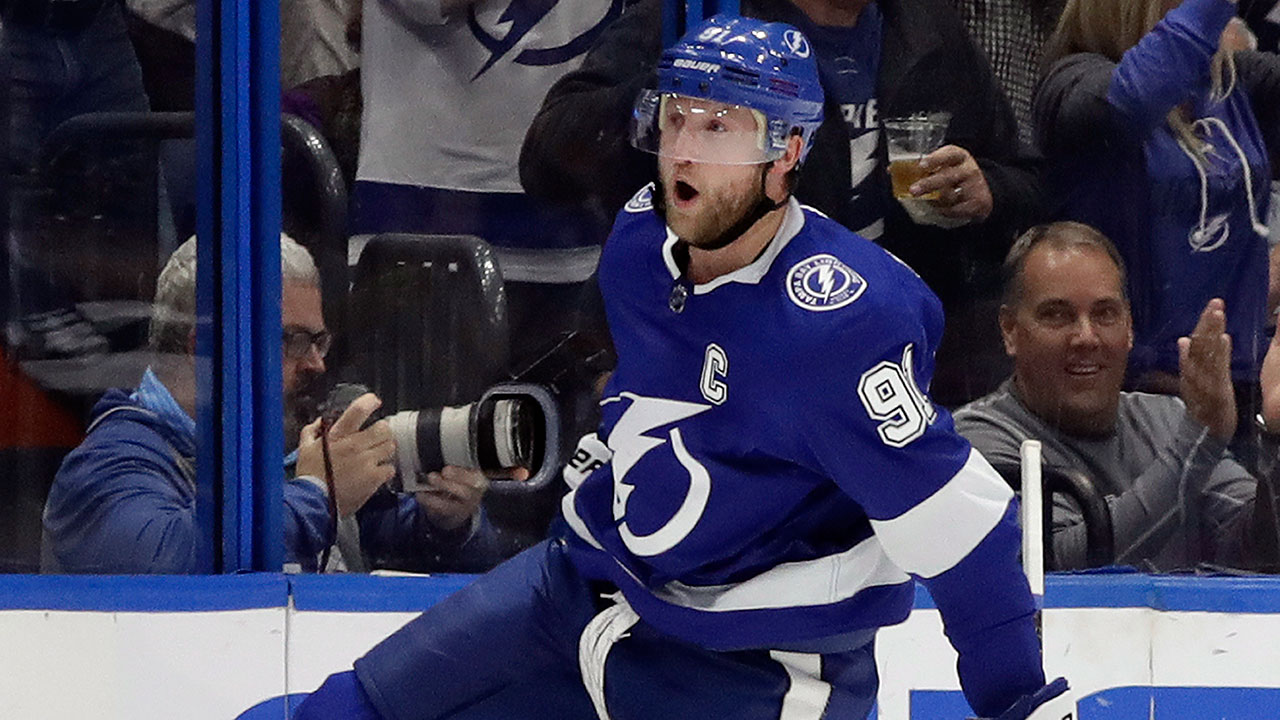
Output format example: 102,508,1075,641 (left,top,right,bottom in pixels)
347,233,510,412
281,114,349,343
